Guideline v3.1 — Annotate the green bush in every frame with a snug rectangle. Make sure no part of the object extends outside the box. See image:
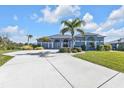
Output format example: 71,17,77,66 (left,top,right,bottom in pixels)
97,44,112,51
67,48,72,53
21,45,33,50
34,47,44,50
59,47,82,53
104,44,112,51
71,48,78,53
72,48,82,52
99,45,105,51
118,44,124,51
32,44,41,49
59,47,68,53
